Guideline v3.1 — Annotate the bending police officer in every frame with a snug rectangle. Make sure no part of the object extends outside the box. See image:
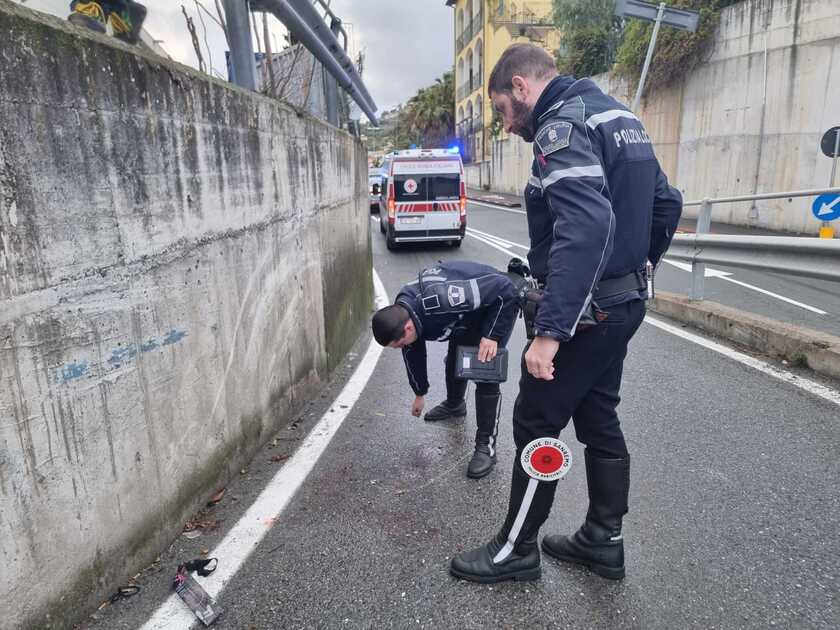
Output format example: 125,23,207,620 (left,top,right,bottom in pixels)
372,261,521,478
450,44,683,582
